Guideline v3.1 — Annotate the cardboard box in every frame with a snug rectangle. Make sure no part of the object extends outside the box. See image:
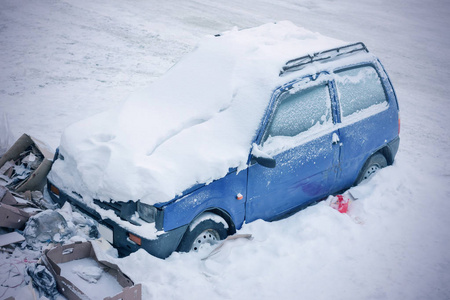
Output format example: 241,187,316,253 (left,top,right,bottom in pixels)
43,241,142,300
0,133,54,193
